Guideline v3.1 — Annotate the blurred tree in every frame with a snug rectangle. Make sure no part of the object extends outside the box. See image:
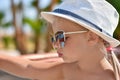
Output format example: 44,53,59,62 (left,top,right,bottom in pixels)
32,0,43,53
23,0,44,53
2,36,13,49
23,0,62,53
0,12,13,49
0,12,4,24
11,0,27,54
23,18,44,53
